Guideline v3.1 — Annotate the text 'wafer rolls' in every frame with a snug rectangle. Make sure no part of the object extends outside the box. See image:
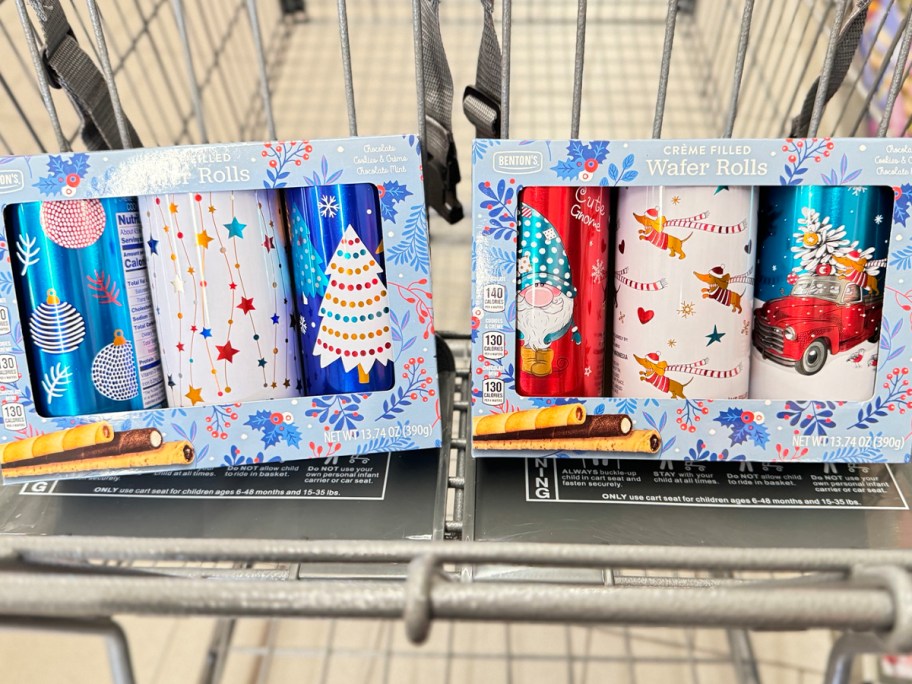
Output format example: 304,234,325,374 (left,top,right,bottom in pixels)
473,429,662,454
474,414,632,442
0,428,163,469
472,404,586,436
0,422,114,464
2,440,194,479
